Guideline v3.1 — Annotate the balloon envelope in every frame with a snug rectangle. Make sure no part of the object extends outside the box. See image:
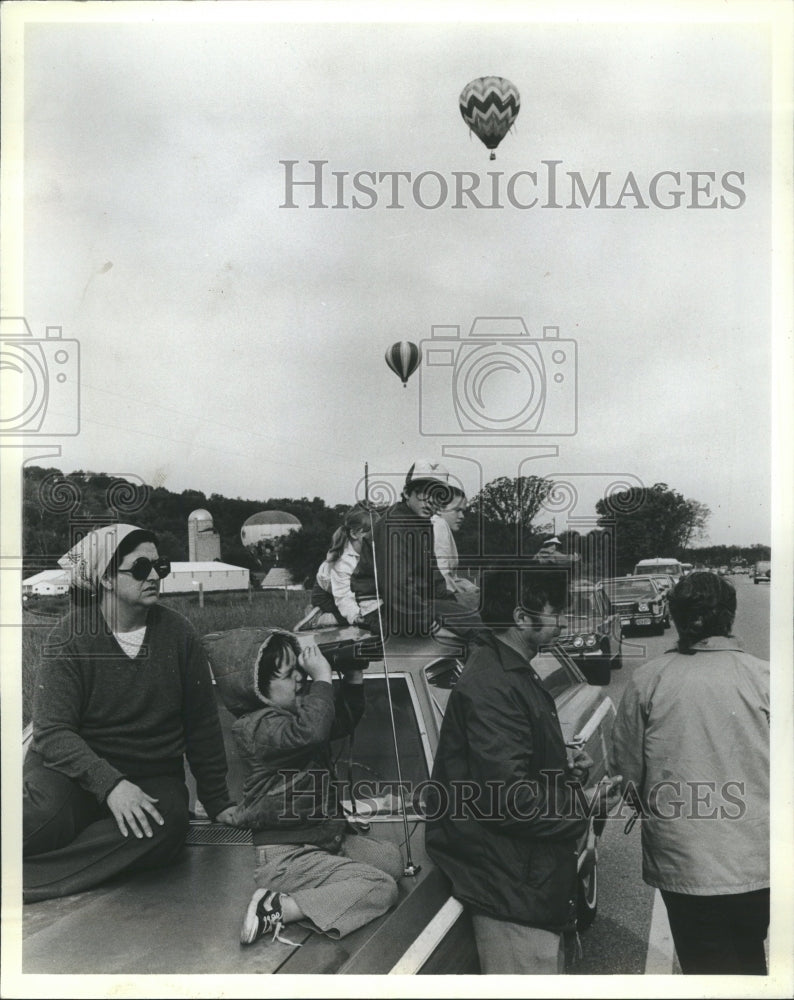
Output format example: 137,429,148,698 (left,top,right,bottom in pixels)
385,341,422,386
459,76,521,158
